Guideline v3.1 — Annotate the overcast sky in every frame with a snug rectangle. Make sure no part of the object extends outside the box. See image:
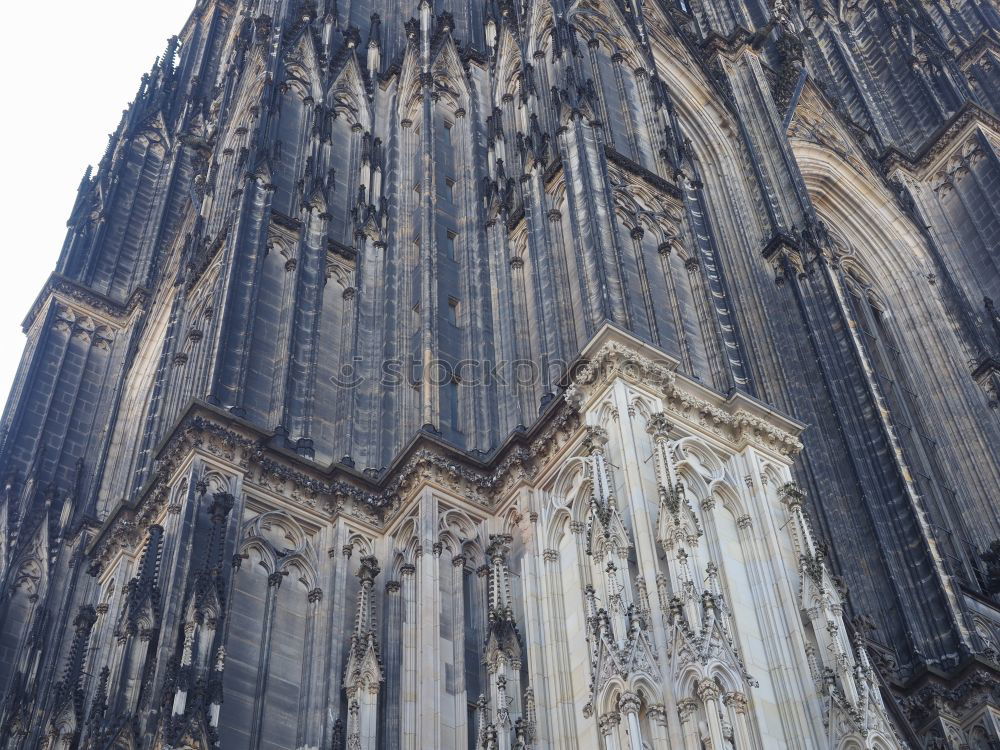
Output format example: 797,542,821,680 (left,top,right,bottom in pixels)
0,3,194,404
